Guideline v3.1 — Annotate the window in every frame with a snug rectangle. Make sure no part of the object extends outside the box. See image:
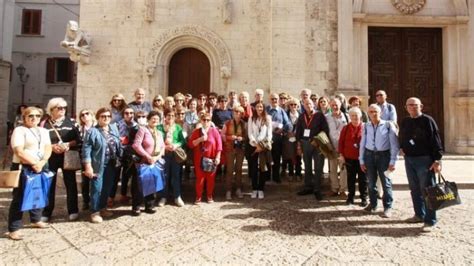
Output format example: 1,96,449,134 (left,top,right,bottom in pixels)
46,58,75,84
21,9,42,35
